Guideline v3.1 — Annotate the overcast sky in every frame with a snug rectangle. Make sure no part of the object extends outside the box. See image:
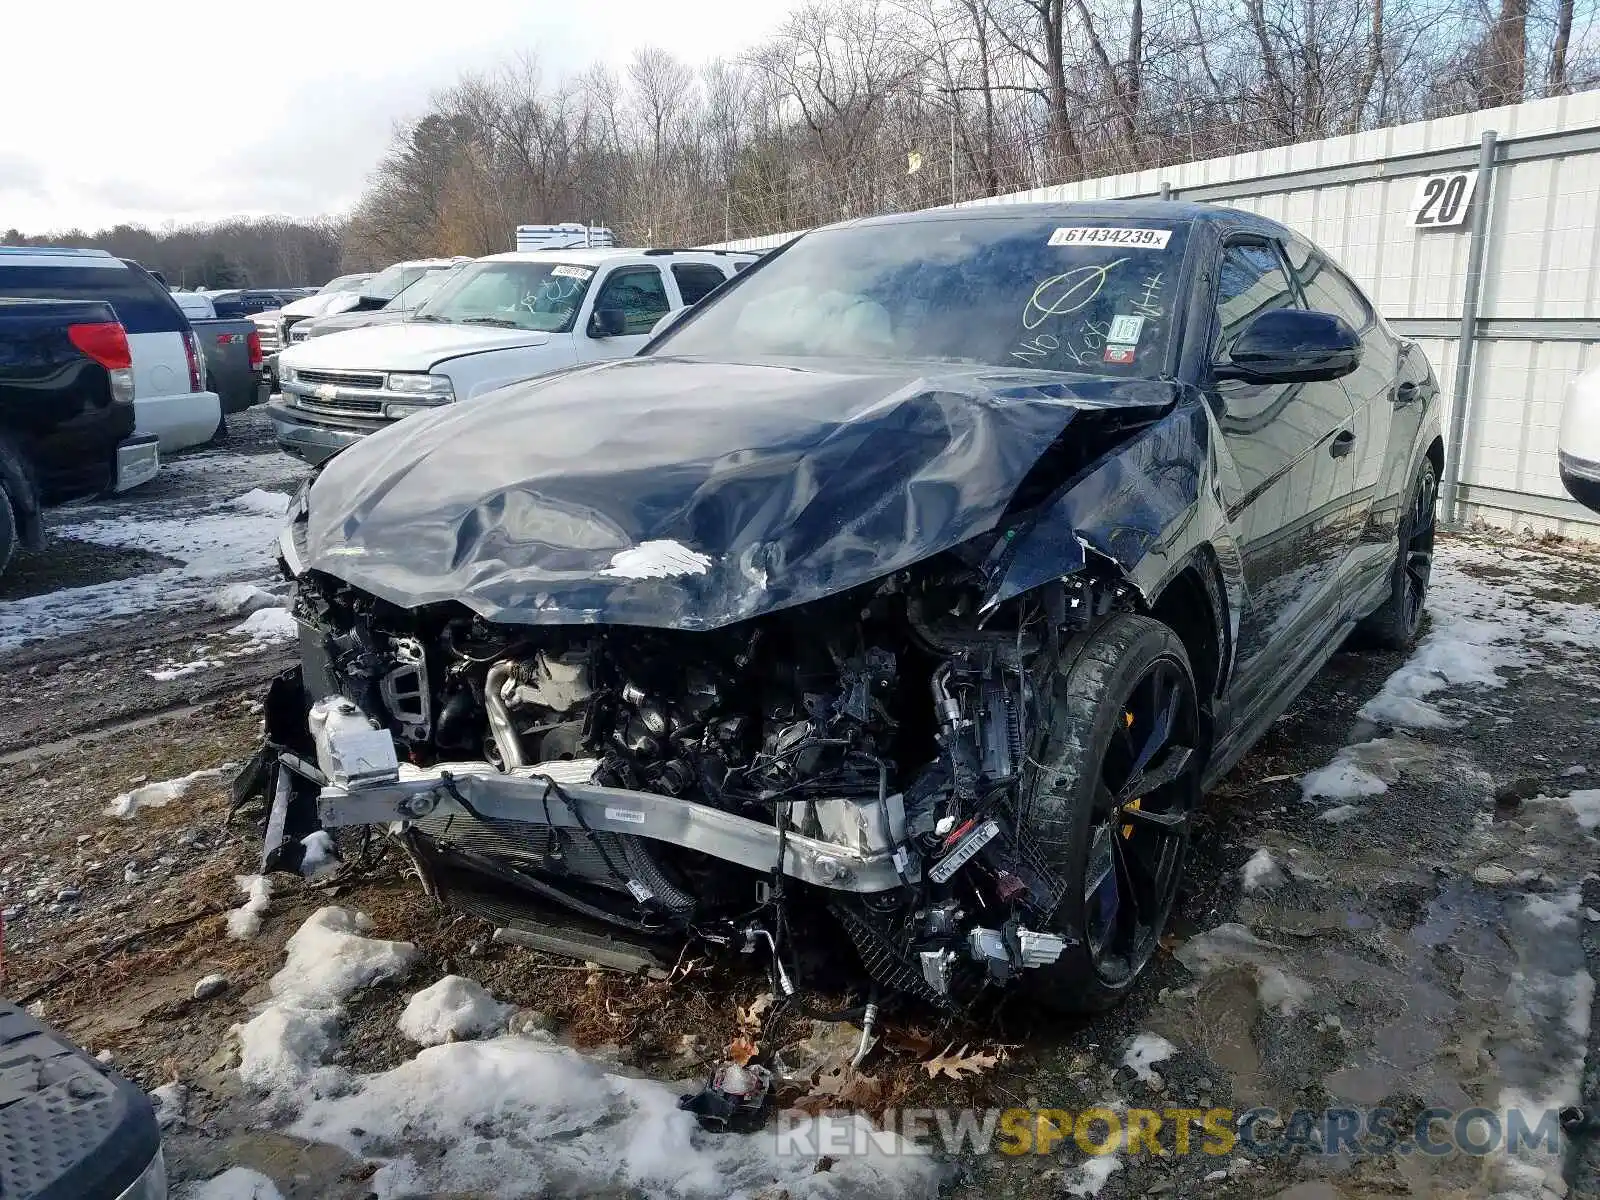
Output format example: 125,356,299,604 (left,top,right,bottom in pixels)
0,0,795,235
